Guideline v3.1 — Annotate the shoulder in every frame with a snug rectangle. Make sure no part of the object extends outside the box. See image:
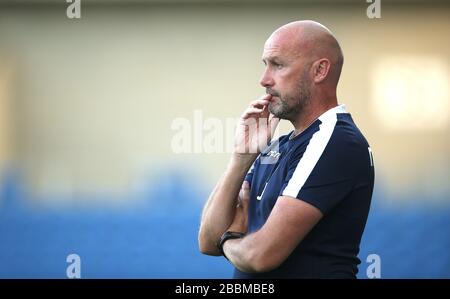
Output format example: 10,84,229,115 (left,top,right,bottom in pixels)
317,114,372,176
328,114,370,155
287,112,370,169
